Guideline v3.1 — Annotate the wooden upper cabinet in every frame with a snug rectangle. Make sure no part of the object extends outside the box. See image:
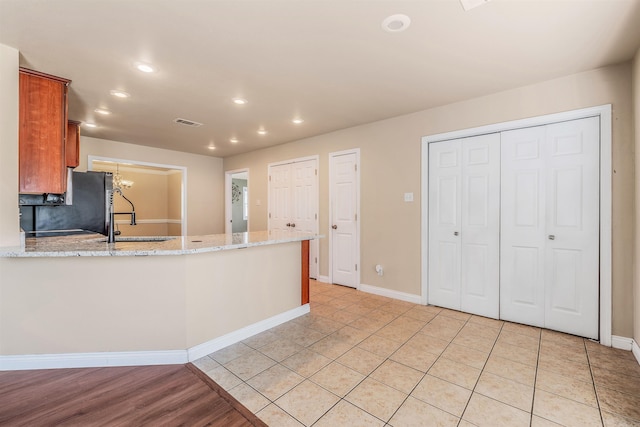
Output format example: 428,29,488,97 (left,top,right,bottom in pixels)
19,68,71,194
66,120,81,169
